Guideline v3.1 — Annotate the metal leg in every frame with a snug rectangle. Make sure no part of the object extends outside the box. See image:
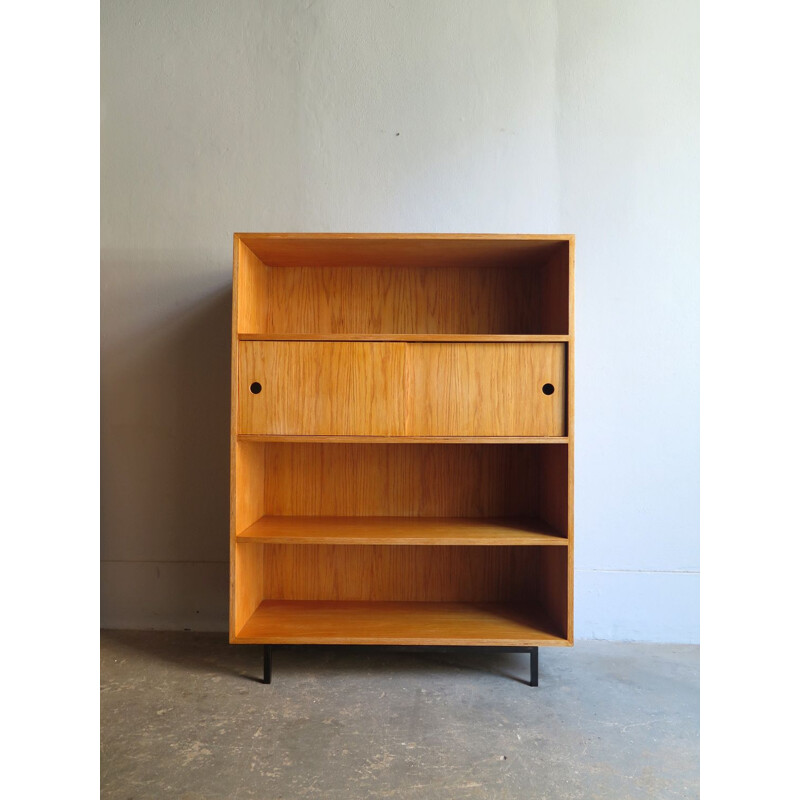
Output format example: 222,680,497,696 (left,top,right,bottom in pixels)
530,648,538,687
263,645,272,685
